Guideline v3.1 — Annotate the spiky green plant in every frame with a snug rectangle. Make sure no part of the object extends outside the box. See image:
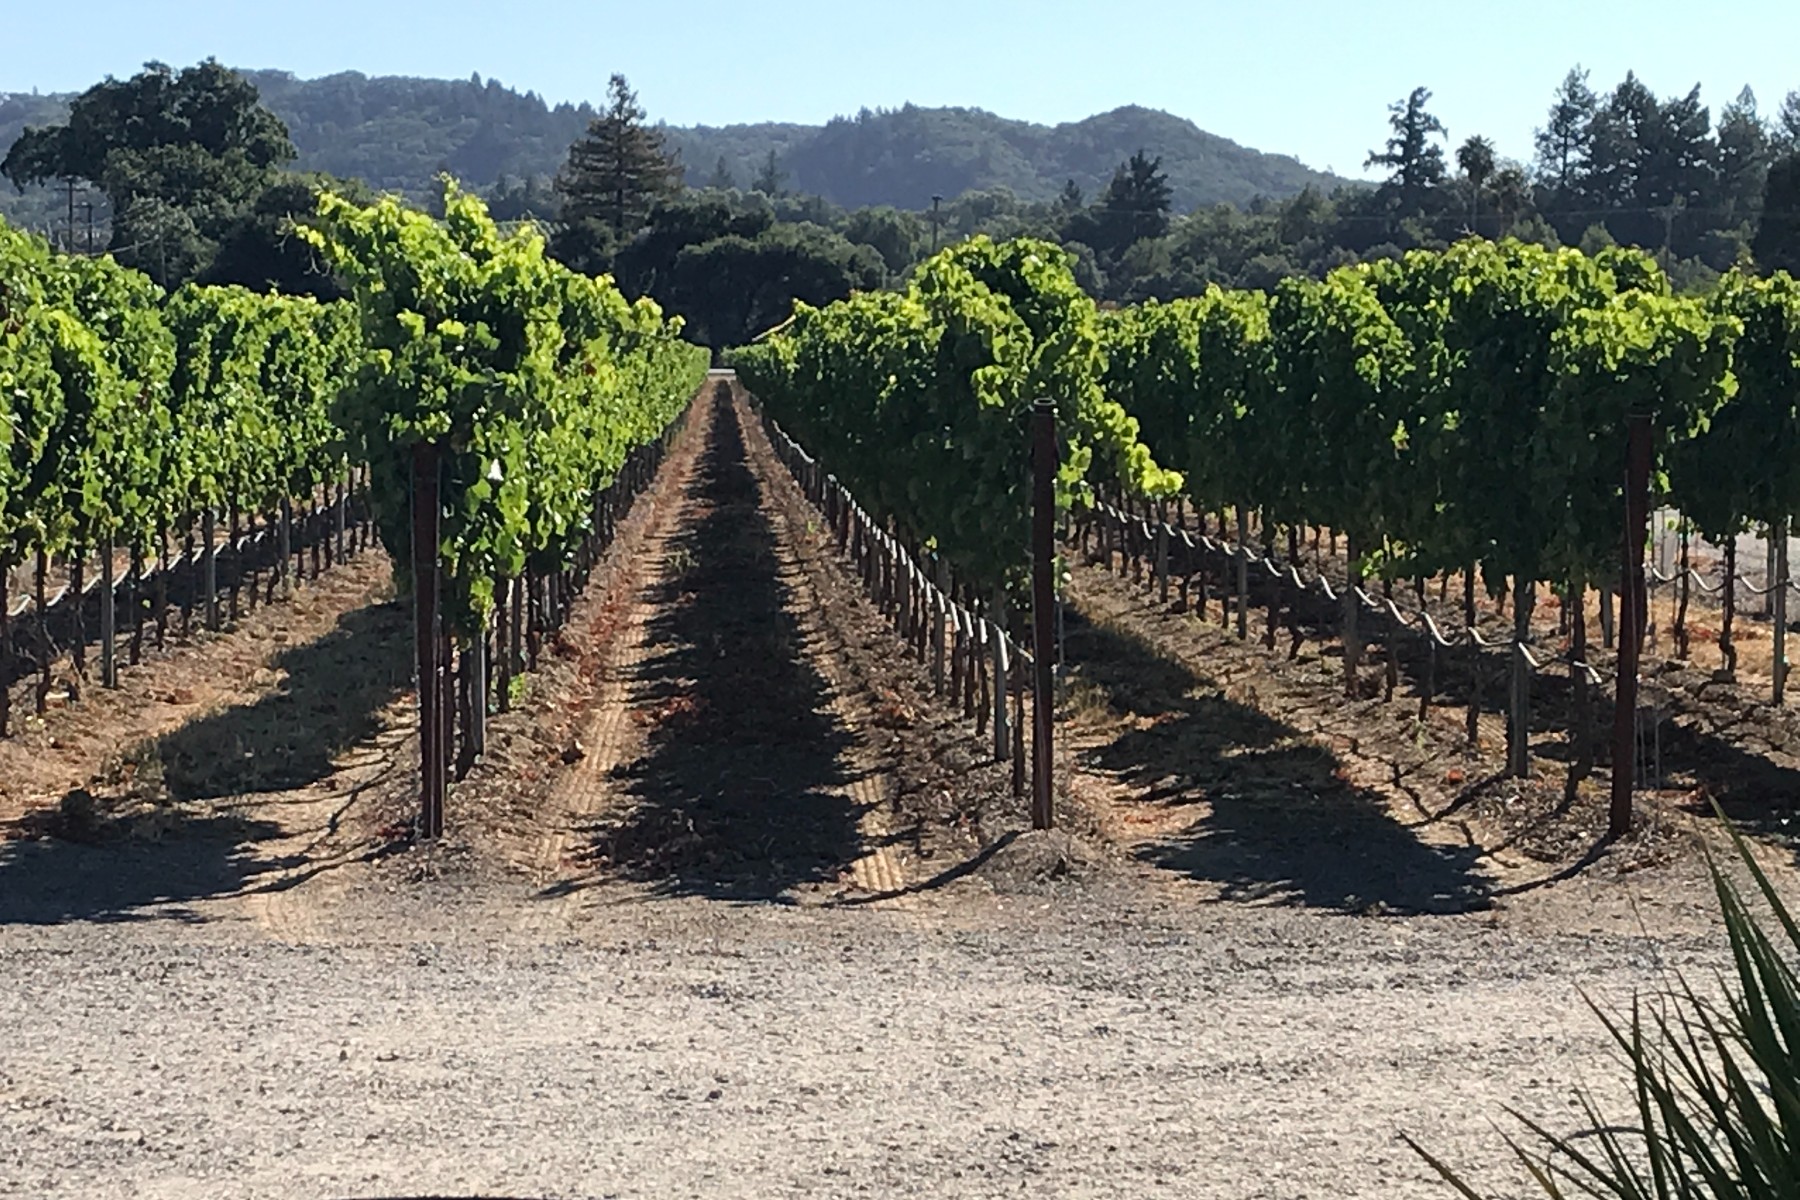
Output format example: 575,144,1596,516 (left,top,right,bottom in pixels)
1408,819,1800,1198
